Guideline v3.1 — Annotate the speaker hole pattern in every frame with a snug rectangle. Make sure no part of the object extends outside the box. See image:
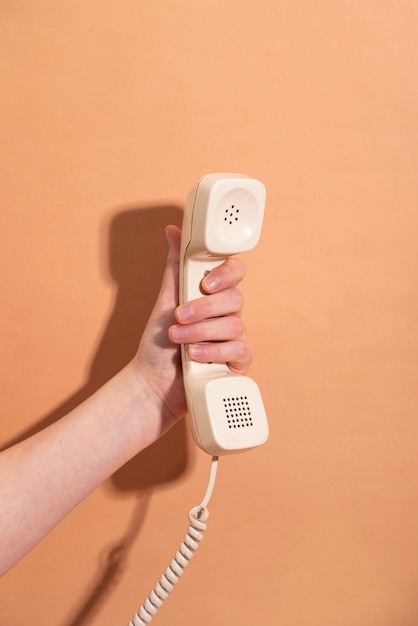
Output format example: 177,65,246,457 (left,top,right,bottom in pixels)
224,205,240,225
223,396,253,428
